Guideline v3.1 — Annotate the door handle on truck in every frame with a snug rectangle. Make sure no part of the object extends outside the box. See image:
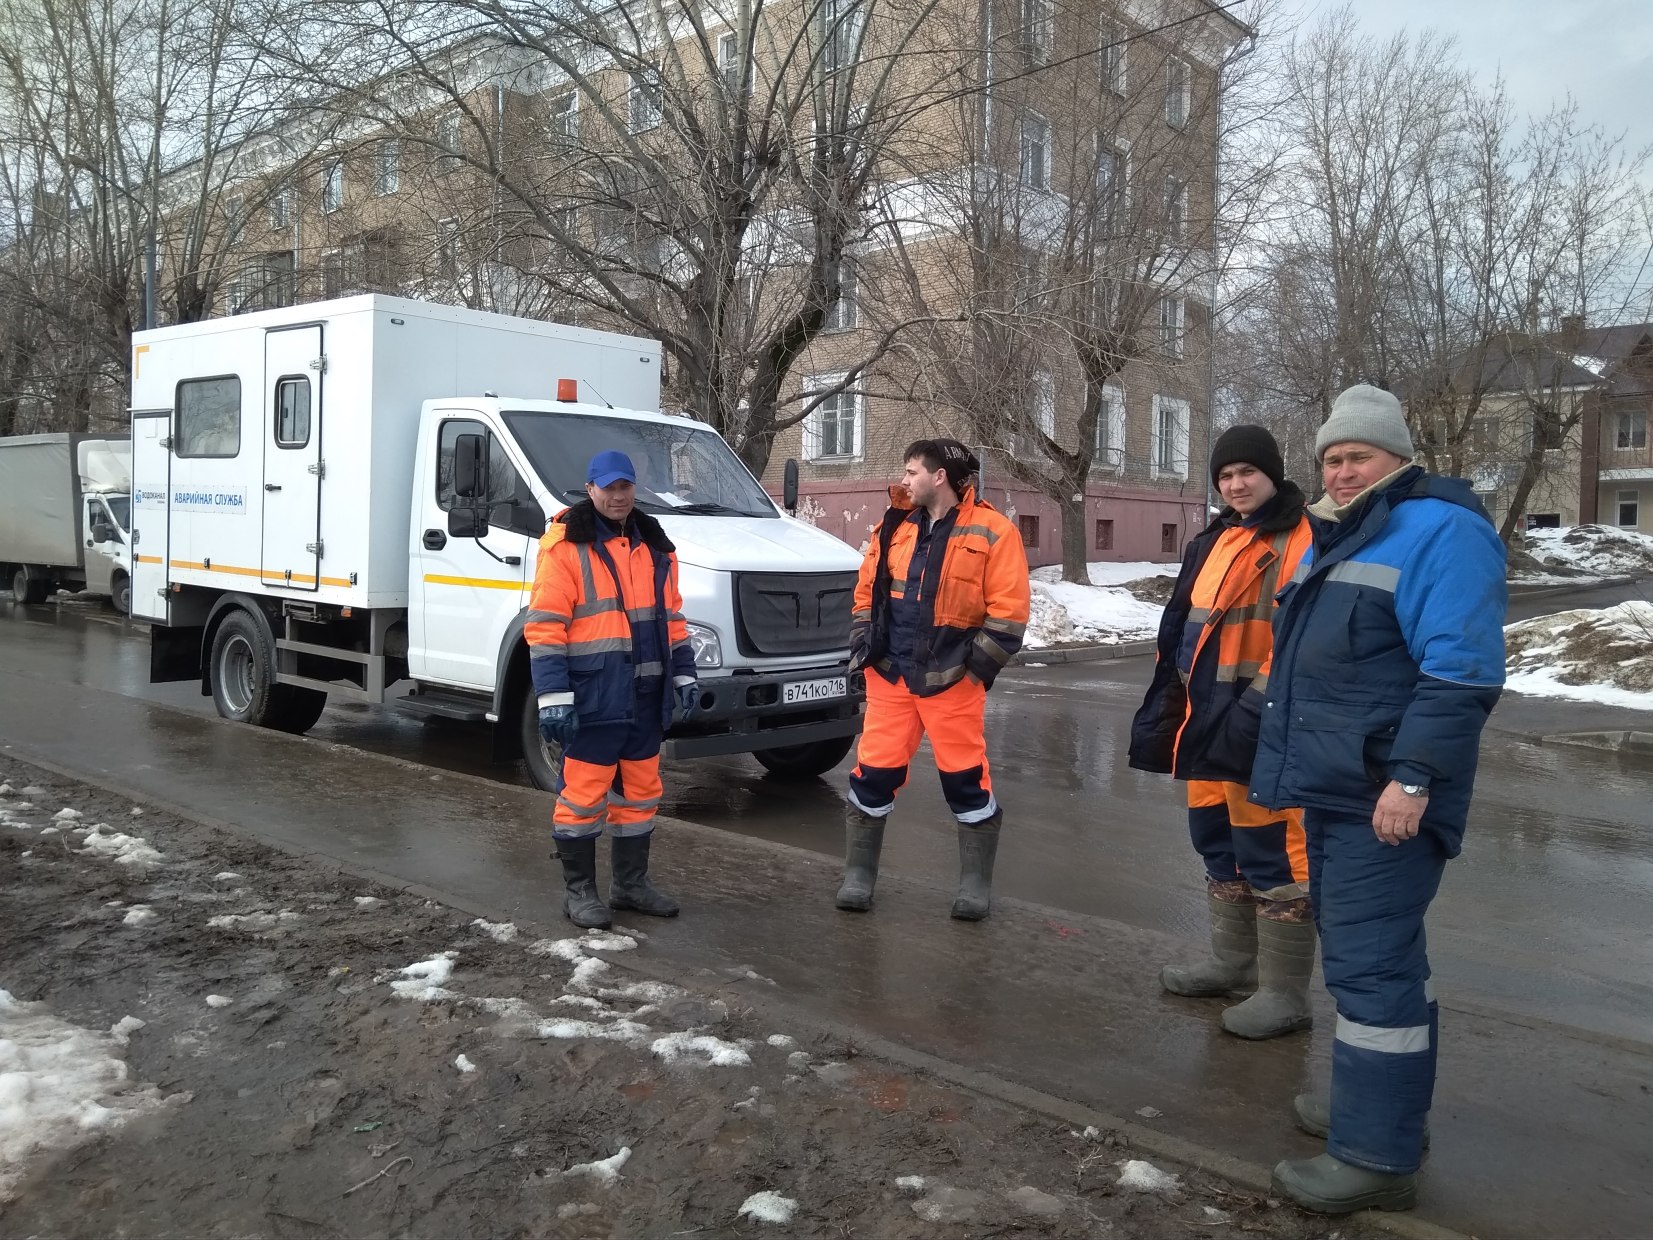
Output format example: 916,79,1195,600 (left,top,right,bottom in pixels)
423,529,447,550
264,483,283,492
